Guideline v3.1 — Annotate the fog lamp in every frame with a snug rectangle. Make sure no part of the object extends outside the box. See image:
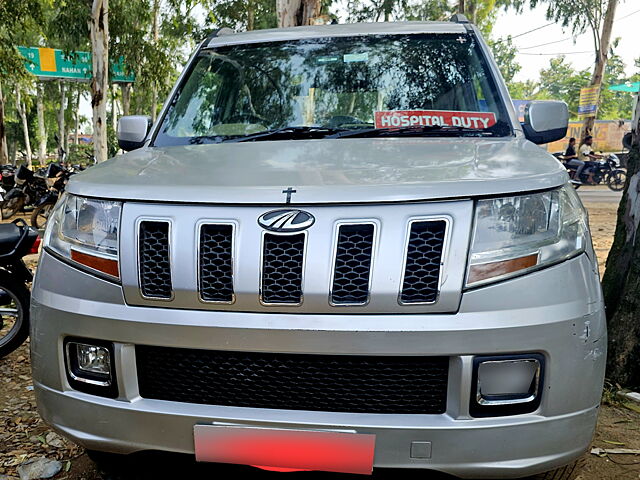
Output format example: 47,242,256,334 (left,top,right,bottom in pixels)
470,354,544,417
76,344,111,375
64,338,117,398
